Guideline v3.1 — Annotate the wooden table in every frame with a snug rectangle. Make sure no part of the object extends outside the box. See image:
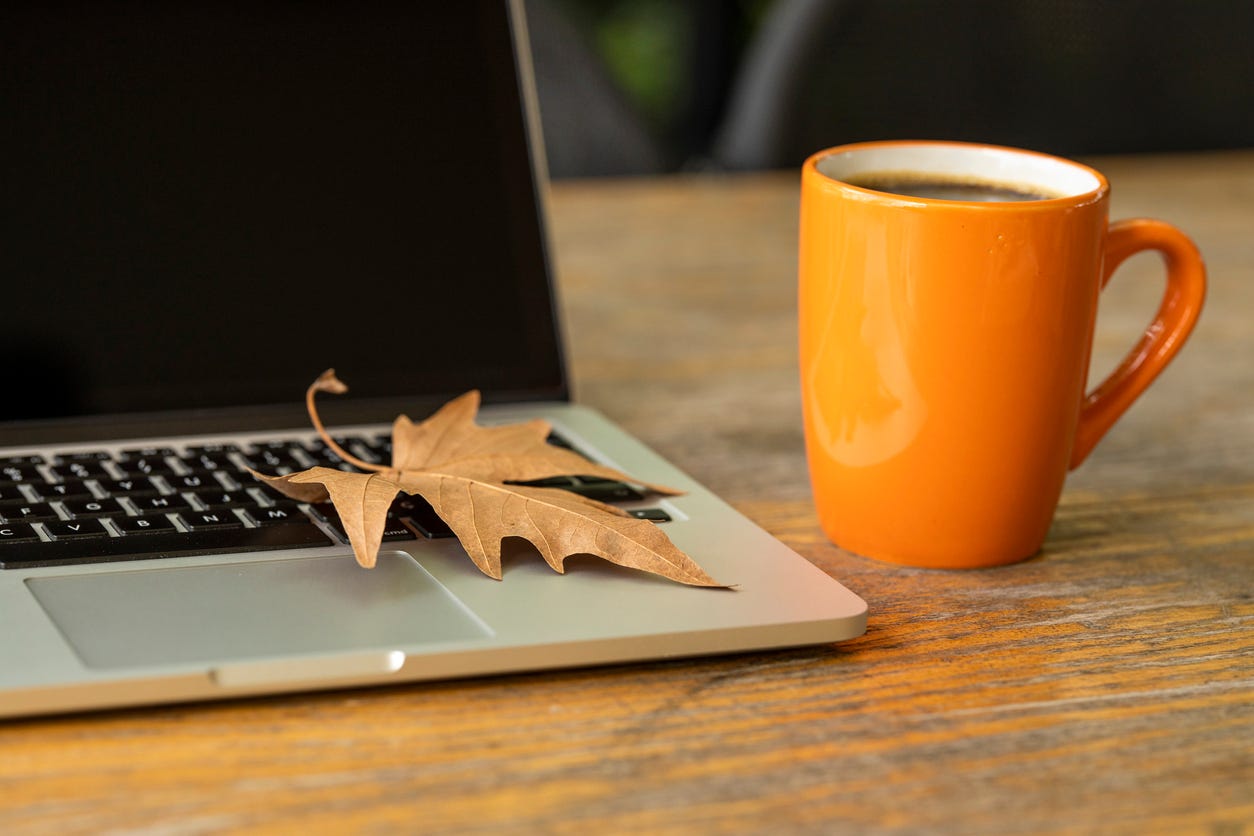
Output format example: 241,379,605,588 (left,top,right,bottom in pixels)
3,152,1251,834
